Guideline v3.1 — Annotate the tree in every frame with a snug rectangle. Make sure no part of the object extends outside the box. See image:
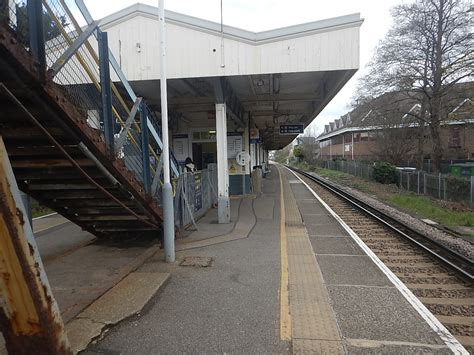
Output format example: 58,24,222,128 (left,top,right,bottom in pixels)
354,0,473,172
14,3,68,46
293,145,304,159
